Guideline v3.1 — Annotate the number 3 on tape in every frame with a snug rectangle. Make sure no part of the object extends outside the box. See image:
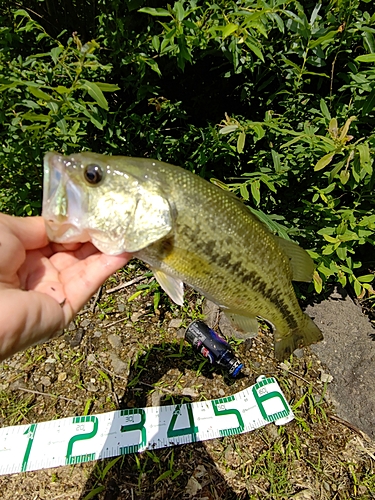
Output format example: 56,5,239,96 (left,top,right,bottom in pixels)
0,375,293,475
